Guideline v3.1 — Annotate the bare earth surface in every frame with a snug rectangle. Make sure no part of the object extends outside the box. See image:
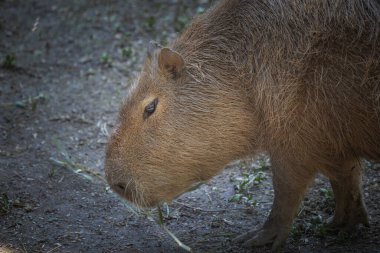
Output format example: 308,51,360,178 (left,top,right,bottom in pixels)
1,0,379,252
